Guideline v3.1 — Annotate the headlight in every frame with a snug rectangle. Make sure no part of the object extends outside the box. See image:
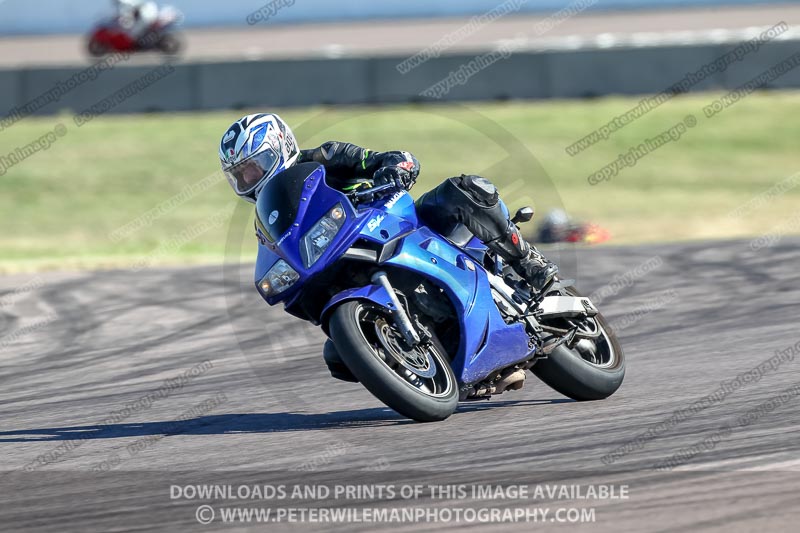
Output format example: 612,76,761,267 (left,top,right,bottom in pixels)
258,259,300,296
300,203,346,268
